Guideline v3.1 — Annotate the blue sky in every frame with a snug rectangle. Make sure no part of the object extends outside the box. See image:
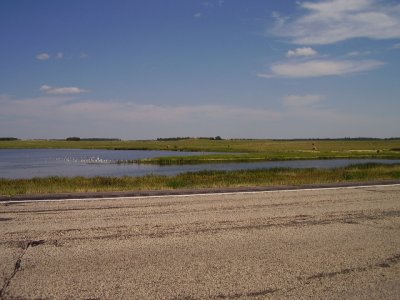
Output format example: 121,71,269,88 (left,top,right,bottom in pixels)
1,0,399,139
